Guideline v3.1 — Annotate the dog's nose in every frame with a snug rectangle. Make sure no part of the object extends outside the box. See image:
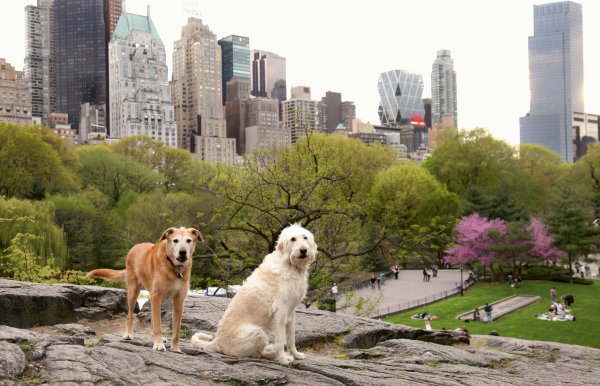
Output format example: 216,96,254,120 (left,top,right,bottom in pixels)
178,250,188,262
299,248,307,256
